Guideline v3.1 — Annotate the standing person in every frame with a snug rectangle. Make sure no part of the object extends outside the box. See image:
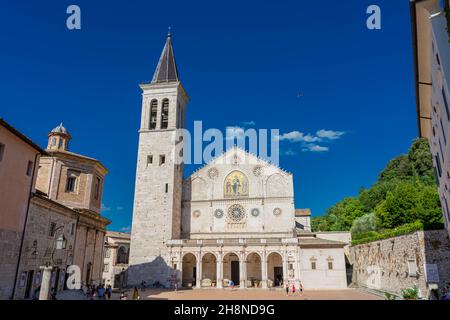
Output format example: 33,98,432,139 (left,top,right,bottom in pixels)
133,287,140,300
285,283,289,296
292,284,296,297
174,282,178,293
299,281,303,297
97,284,105,300
32,286,41,300
229,280,235,290
106,285,112,300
